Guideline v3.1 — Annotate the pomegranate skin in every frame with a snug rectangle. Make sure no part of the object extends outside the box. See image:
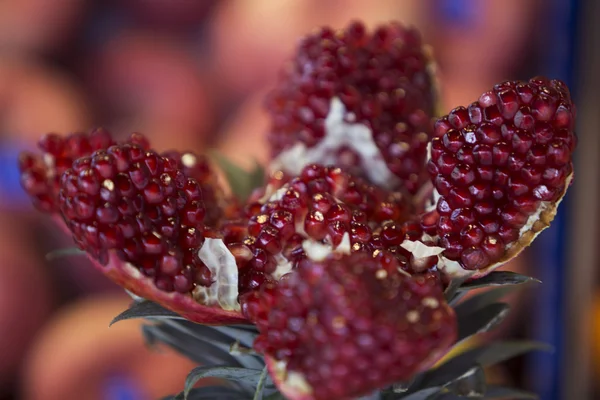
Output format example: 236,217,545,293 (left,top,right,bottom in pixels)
244,252,456,400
